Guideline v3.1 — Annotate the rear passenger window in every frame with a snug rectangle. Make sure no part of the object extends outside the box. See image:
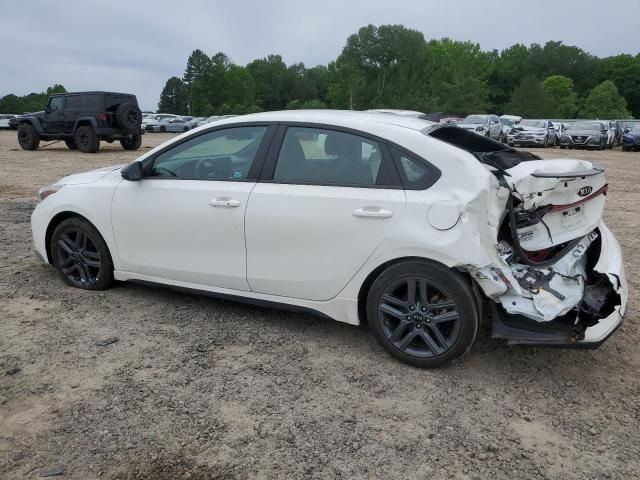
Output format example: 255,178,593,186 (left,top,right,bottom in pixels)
391,147,441,190
65,95,80,109
273,127,382,186
83,95,101,110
